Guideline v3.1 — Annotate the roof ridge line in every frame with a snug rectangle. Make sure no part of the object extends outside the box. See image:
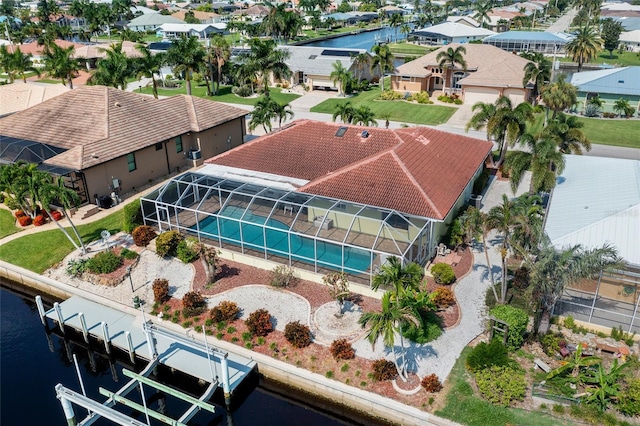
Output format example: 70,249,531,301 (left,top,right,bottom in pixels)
390,149,442,218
